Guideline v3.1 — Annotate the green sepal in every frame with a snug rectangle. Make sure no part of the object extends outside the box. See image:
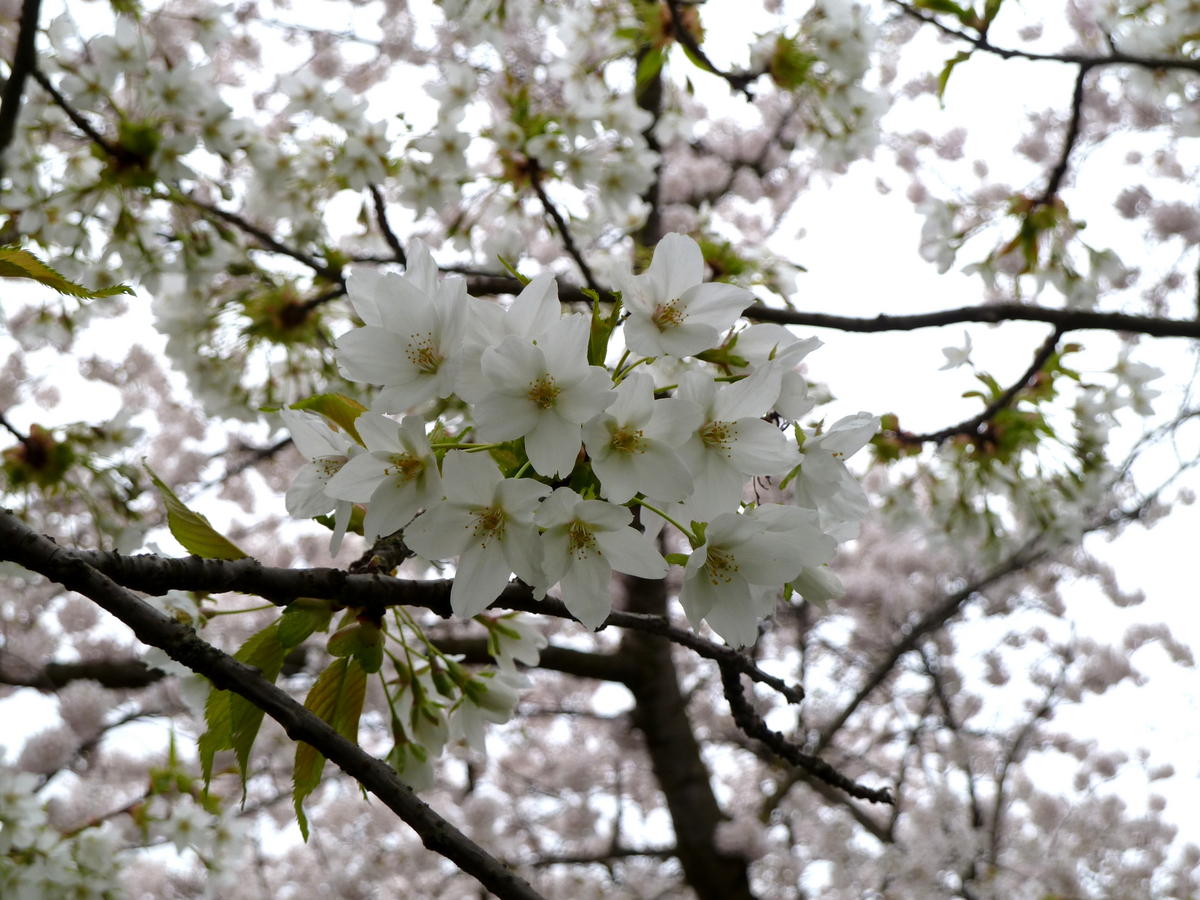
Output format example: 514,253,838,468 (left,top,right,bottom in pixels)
289,393,367,445
146,465,248,560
